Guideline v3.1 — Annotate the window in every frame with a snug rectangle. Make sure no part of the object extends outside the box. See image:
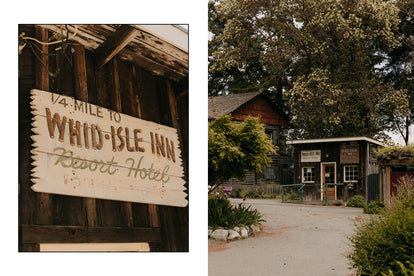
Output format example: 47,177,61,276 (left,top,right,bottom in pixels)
264,166,276,180
344,165,358,182
265,128,279,145
302,167,315,183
